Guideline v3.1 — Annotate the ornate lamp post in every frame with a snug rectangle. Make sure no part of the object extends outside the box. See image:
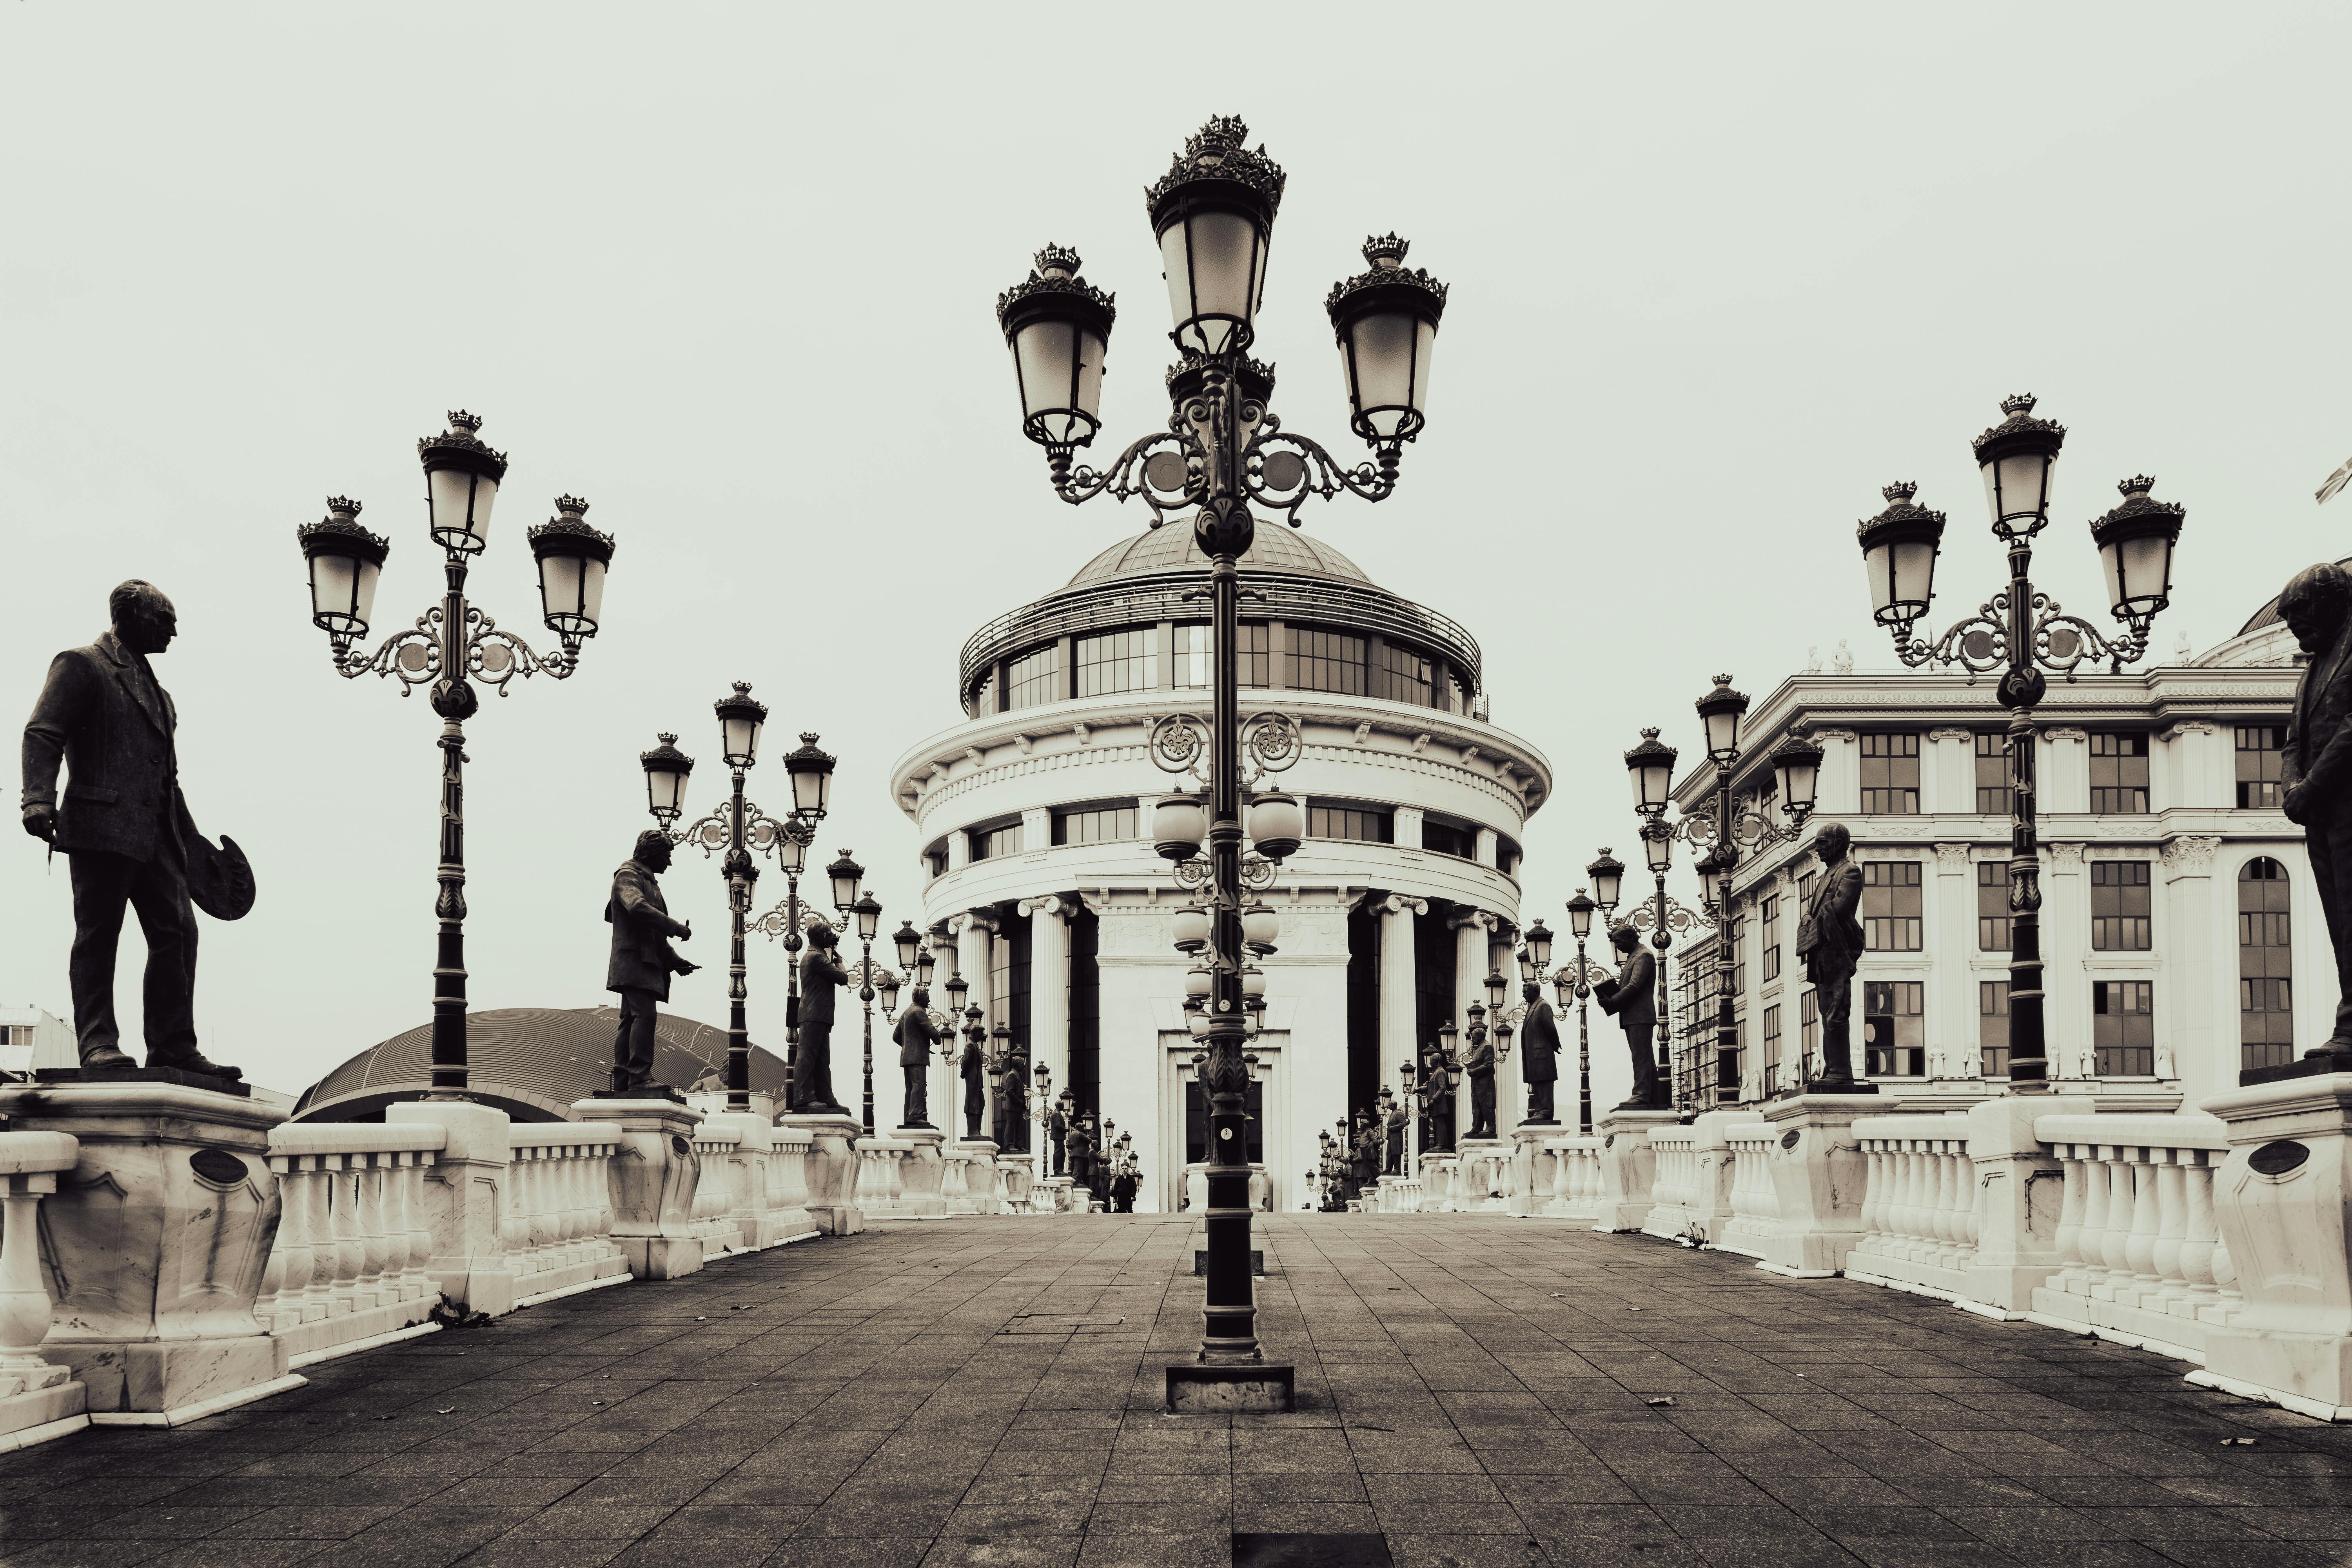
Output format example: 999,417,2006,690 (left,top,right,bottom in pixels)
817,853,884,1134
996,118,1448,1408
749,735,837,1107
1856,403,2185,1091
298,414,610,1096
637,684,817,1108
1556,886,1608,1135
